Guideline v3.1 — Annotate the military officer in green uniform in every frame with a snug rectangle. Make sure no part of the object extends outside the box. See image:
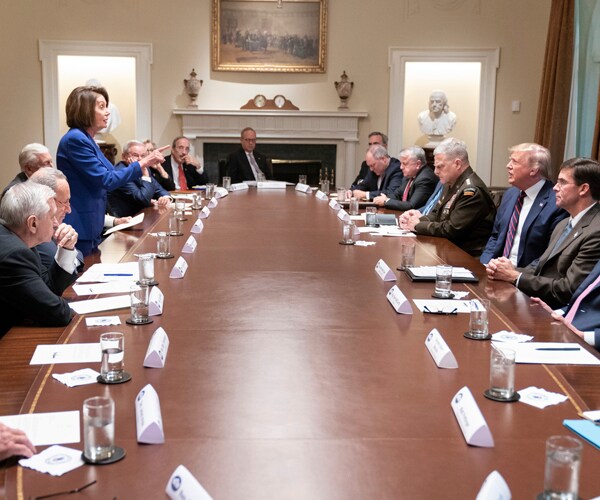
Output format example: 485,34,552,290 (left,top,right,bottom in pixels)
399,137,496,257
